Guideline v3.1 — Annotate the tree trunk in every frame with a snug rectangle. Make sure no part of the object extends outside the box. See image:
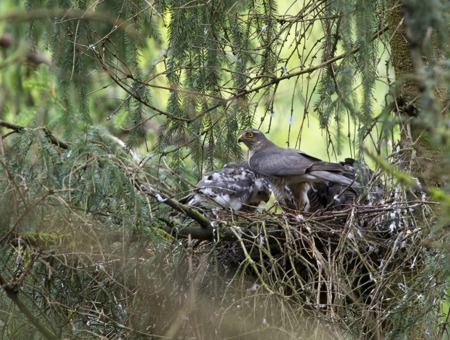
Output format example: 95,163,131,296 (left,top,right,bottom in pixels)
388,0,449,189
